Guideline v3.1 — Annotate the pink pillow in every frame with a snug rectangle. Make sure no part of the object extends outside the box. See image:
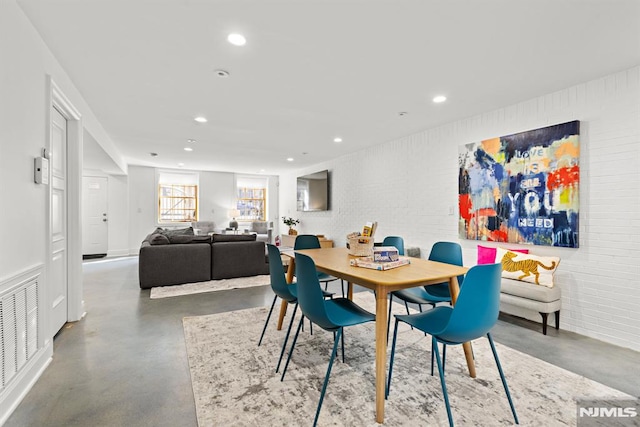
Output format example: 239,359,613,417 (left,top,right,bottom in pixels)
477,245,529,264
